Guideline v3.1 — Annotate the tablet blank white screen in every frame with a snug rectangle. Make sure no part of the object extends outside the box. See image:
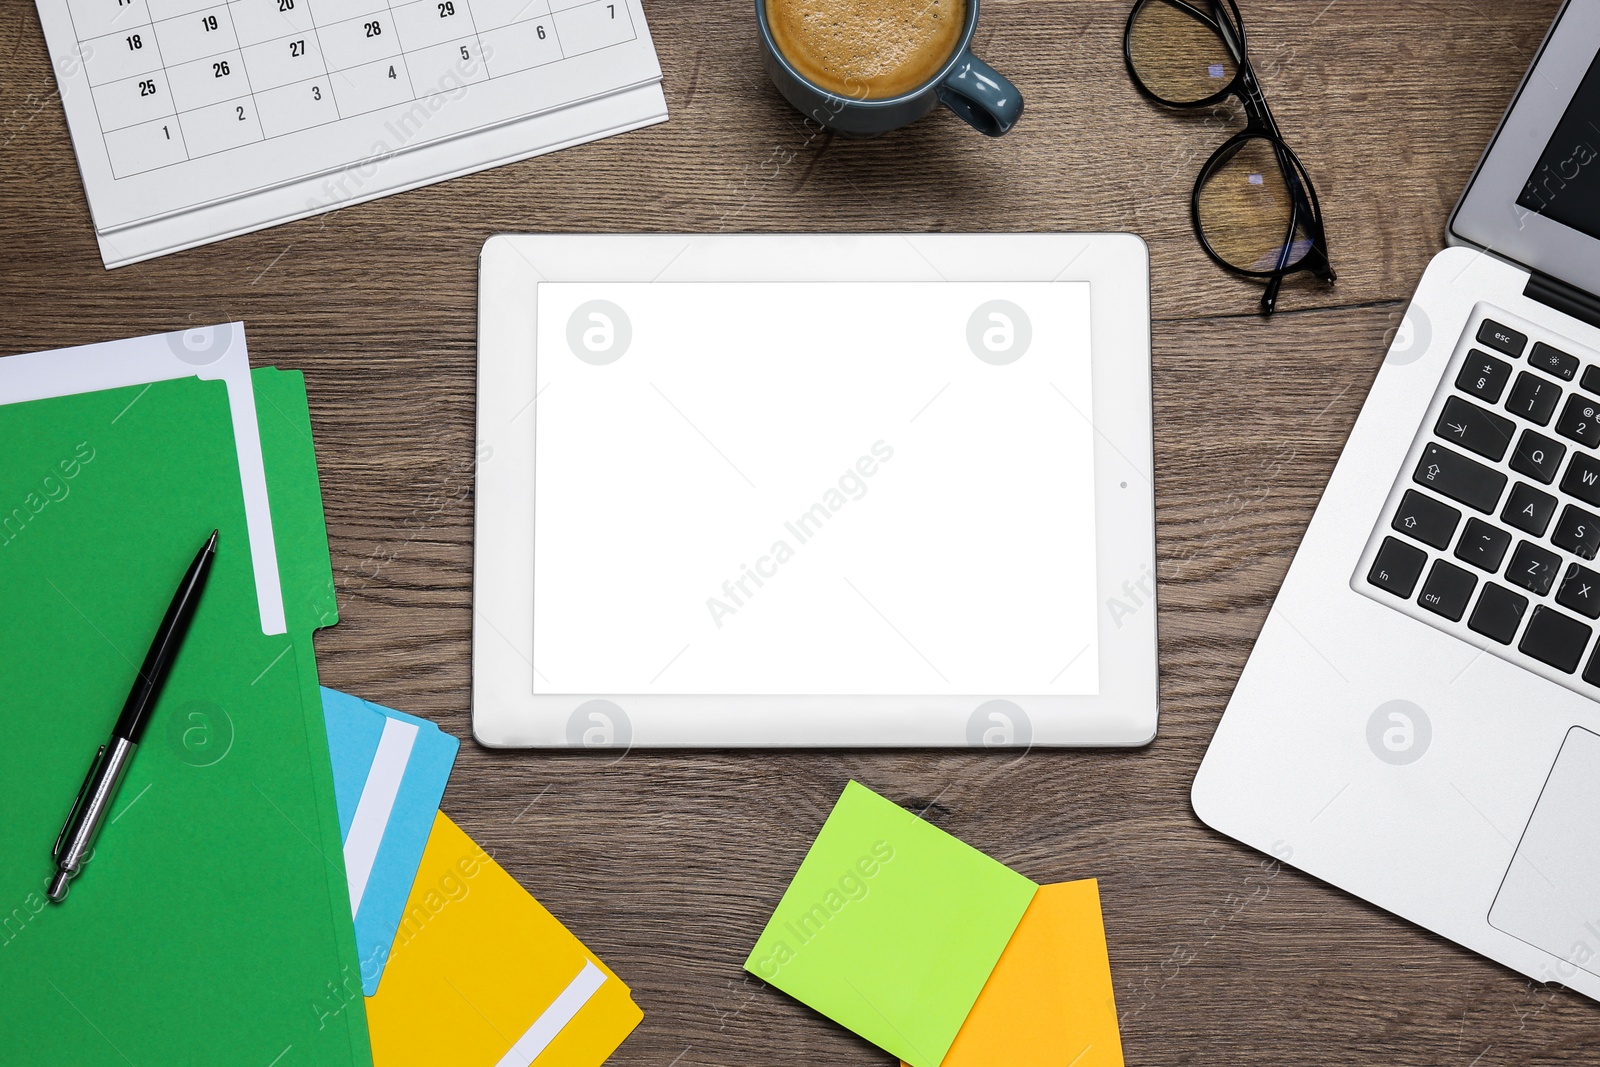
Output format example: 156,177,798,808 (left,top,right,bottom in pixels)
532,282,1099,696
